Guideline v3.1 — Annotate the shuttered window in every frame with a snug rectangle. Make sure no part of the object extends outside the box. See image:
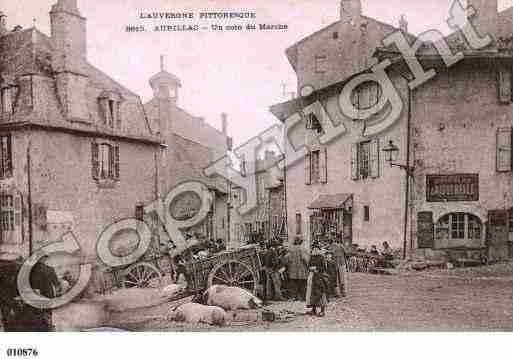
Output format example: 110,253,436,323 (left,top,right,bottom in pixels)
295,213,302,235
92,142,120,181
306,148,328,185
497,127,512,172
352,139,380,180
